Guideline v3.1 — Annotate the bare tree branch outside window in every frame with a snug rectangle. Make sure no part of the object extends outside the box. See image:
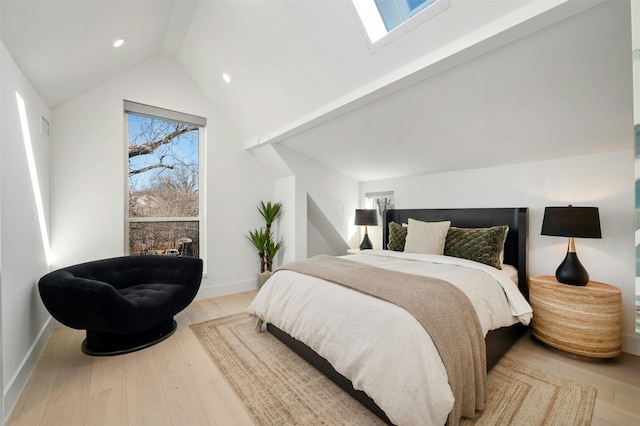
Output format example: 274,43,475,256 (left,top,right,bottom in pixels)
127,113,200,257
